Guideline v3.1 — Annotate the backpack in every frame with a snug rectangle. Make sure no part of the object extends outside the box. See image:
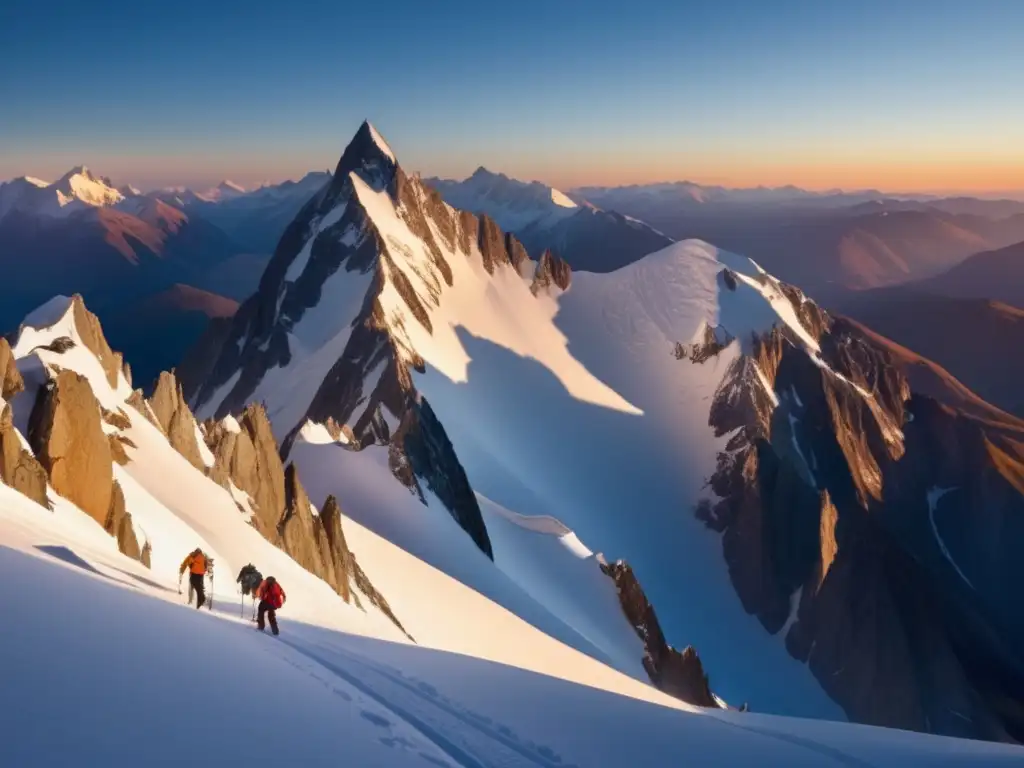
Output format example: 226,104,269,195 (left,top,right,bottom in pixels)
237,564,262,594
262,577,284,609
